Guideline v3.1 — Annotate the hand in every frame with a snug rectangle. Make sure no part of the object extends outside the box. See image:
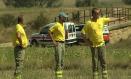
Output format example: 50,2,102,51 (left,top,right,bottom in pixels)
85,39,93,46
54,41,58,46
